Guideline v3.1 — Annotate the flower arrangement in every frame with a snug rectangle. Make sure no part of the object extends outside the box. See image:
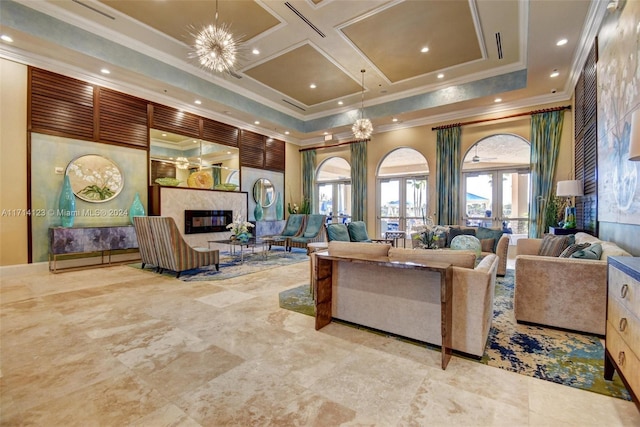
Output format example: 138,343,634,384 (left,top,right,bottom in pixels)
287,198,310,215
226,215,254,241
412,217,448,249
